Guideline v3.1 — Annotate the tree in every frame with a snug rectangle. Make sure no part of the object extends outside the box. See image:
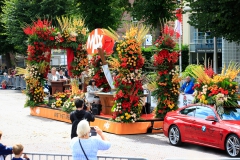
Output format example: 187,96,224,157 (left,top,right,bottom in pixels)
132,0,177,37
1,0,76,55
185,0,240,42
0,0,16,68
75,0,130,31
